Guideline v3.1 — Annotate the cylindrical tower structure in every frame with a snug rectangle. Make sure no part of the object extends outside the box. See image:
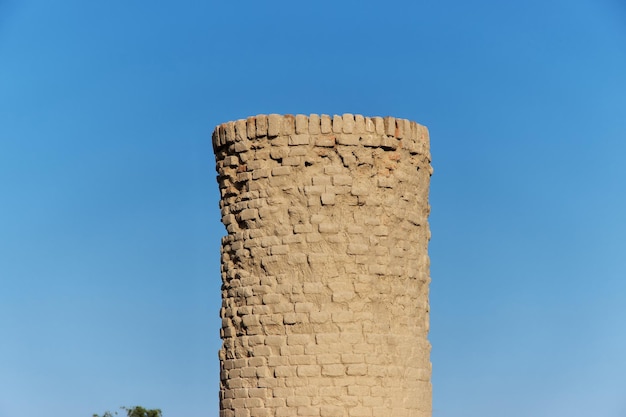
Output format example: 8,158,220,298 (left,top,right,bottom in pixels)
213,114,432,417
